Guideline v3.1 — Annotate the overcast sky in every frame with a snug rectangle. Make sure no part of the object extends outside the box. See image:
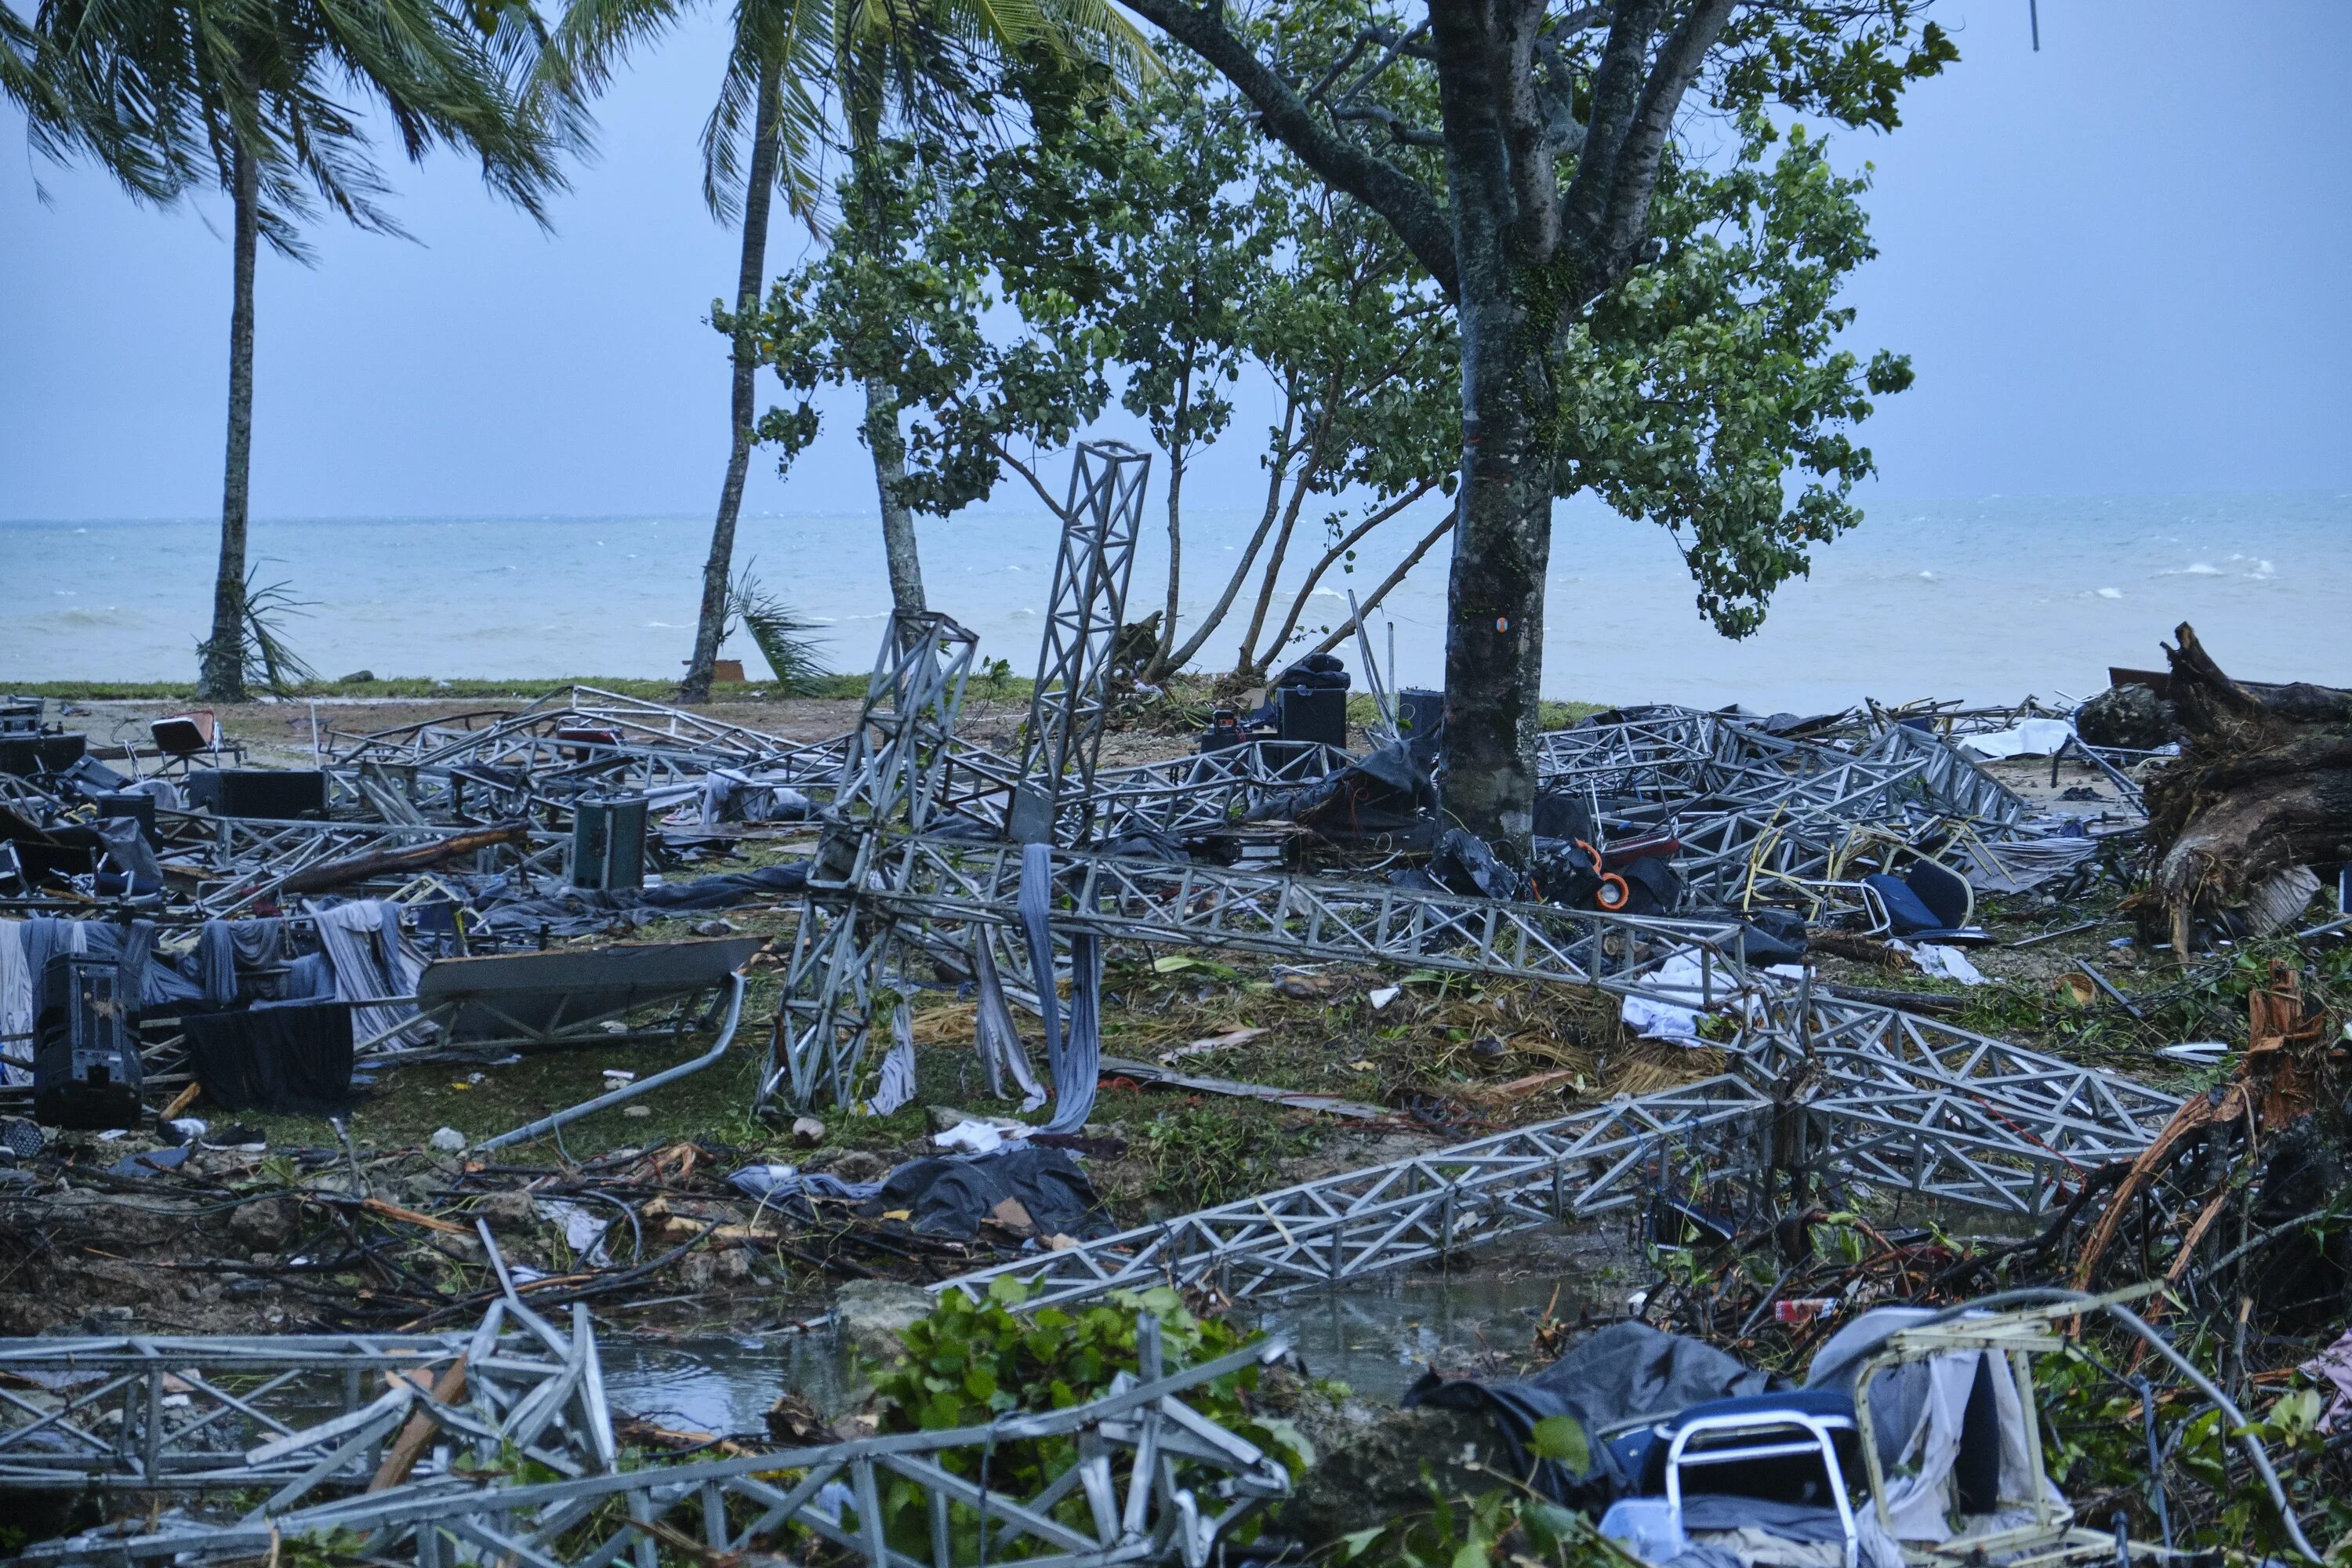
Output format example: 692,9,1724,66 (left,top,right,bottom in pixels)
3,0,2347,524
